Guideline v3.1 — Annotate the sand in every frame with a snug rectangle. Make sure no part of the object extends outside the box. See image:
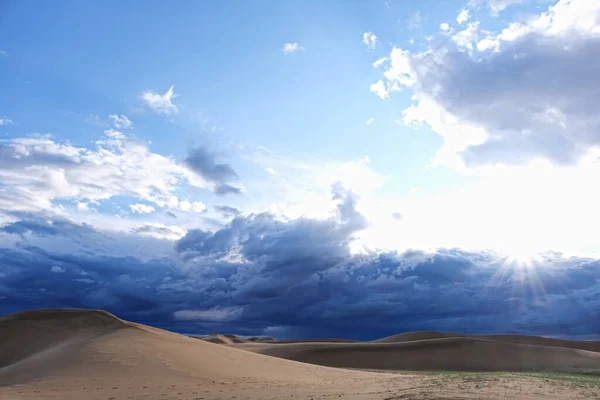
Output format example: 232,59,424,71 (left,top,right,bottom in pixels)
1,309,599,400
